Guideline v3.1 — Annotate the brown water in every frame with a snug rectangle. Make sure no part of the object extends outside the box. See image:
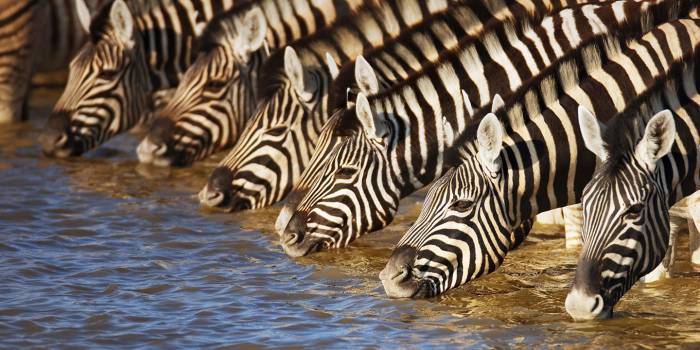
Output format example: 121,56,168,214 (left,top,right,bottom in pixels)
2,95,700,348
